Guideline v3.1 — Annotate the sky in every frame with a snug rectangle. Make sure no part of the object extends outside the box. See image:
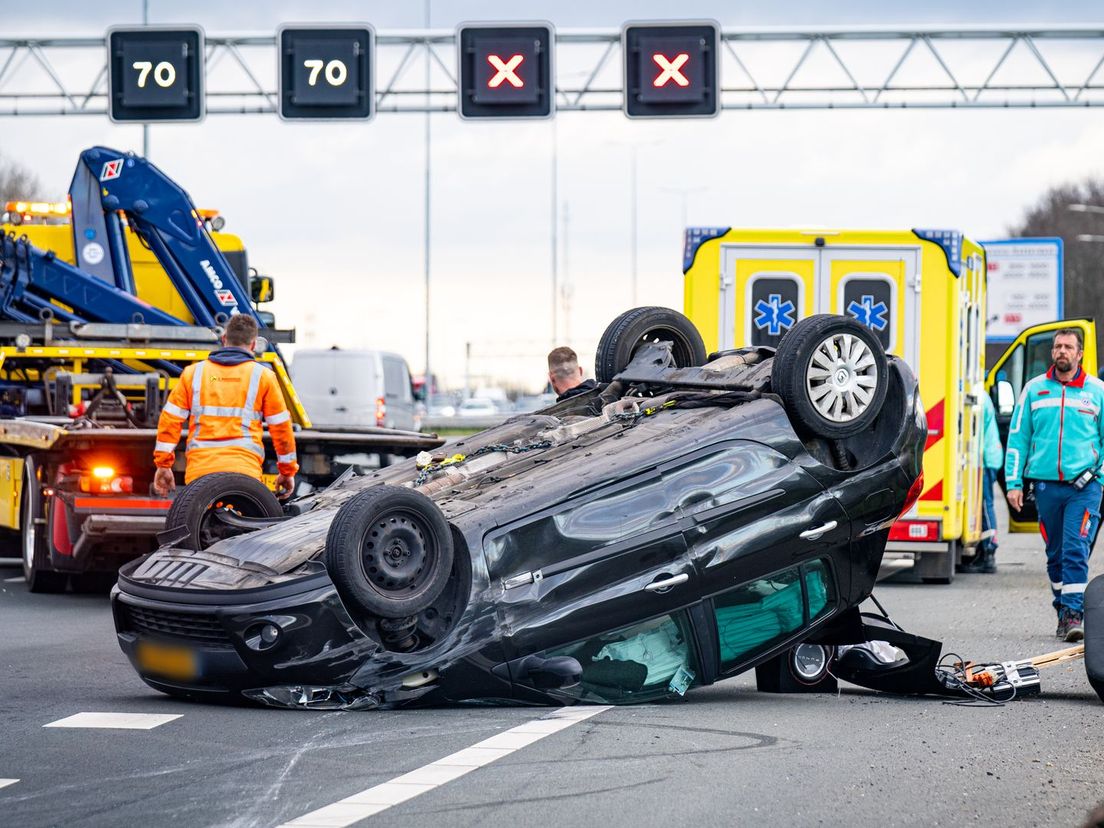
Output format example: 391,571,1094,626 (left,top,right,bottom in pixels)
2,1,1104,392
